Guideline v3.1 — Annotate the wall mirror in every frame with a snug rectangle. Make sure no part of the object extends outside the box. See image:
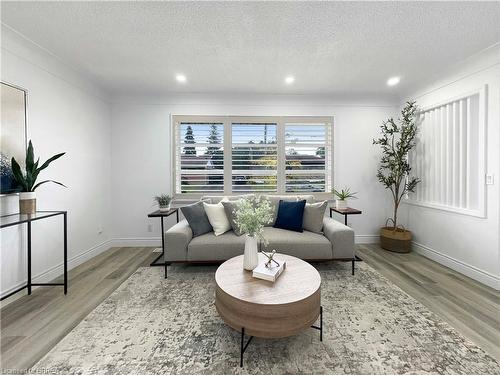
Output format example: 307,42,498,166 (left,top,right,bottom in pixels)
1,82,27,195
